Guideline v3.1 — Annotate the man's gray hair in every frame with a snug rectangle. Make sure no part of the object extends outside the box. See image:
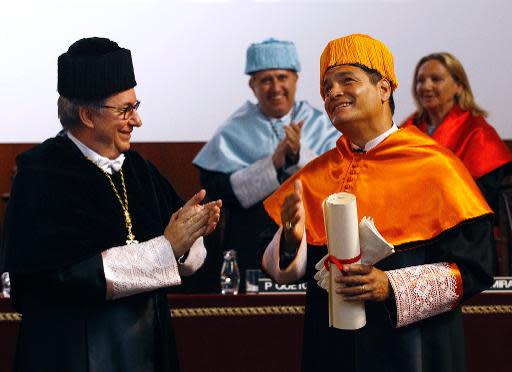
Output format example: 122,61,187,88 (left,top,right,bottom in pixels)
57,96,105,130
